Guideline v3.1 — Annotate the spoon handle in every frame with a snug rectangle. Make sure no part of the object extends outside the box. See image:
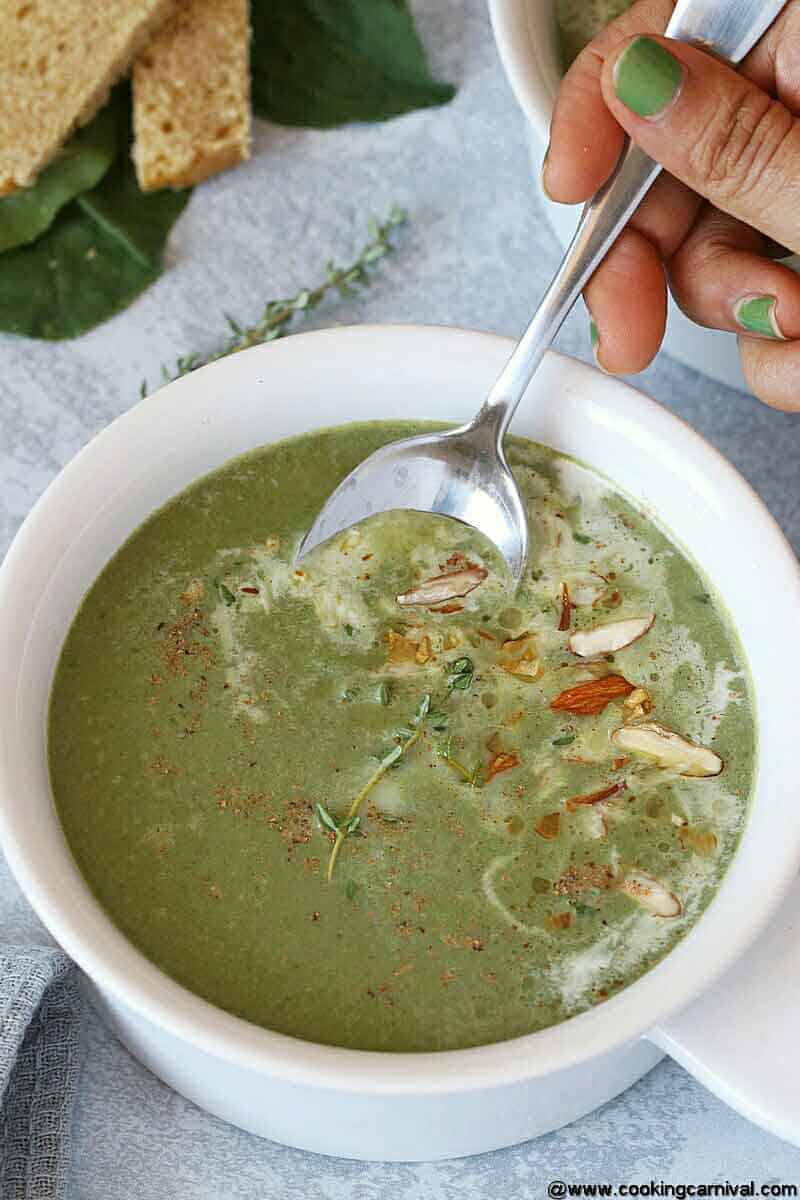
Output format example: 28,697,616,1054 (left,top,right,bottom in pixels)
479,0,791,440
